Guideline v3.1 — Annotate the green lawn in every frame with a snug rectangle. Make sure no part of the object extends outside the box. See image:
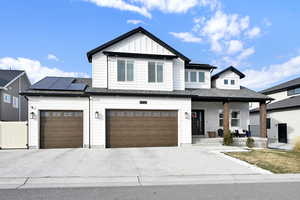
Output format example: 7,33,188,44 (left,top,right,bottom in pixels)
226,149,300,173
